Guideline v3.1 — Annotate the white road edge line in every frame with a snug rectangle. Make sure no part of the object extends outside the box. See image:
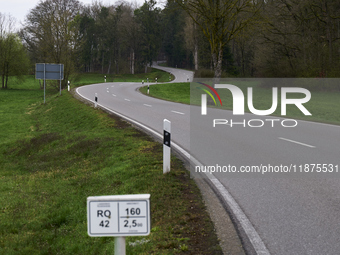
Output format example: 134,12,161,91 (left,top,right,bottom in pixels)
143,104,152,107
207,176,271,255
124,99,130,102
171,110,185,115
76,85,270,255
279,137,316,148
112,94,116,97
